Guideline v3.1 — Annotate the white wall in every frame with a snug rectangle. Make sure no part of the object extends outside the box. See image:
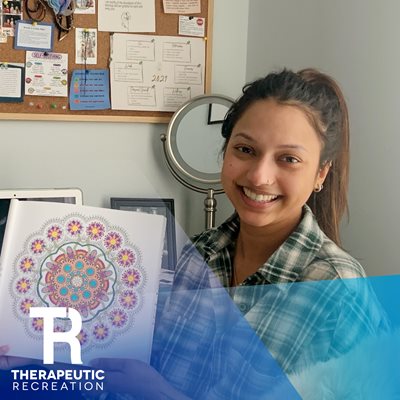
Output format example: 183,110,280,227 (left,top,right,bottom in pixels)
246,0,324,79
319,0,400,276
246,0,400,276
0,0,249,253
